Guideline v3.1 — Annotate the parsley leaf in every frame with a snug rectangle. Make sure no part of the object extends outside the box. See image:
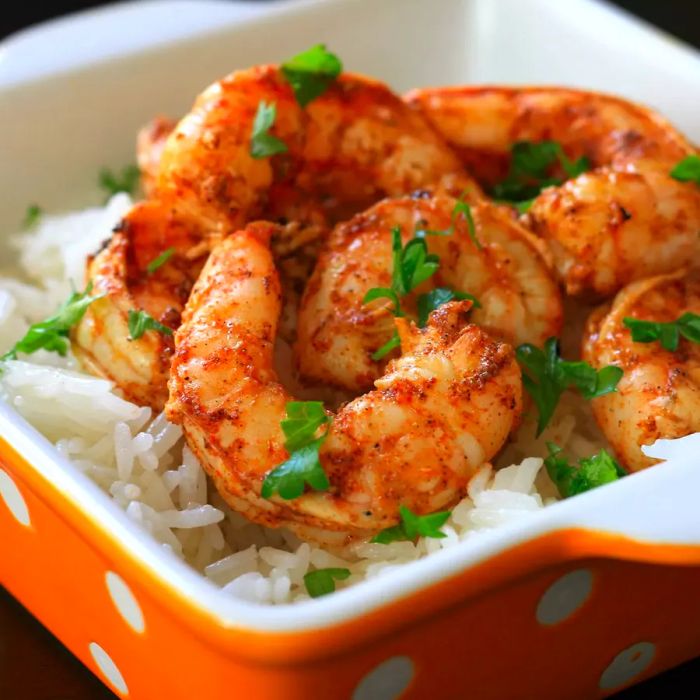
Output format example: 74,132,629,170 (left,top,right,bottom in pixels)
363,226,440,360
146,247,176,275
250,101,288,159
363,286,404,360
371,331,402,361
280,401,329,452
127,310,174,341
261,401,332,500
545,442,626,498
363,287,402,316
670,155,700,185
23,204,42,229
260,439,330,499
511,141,562,178
99,165,140,201
452,198,481,249
624,313,700,352
371,505,451,544
414,225,451,239
364,226,478,357
416,287,480,327
516,338,623,436
281,44,343,107
385,226,440,296
492,140,590,208
2,282,103,361
415,194,481,249
398,238,441,292
557,149,591,179
389,226,409,294
514,198,535,214
303,568,351,598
